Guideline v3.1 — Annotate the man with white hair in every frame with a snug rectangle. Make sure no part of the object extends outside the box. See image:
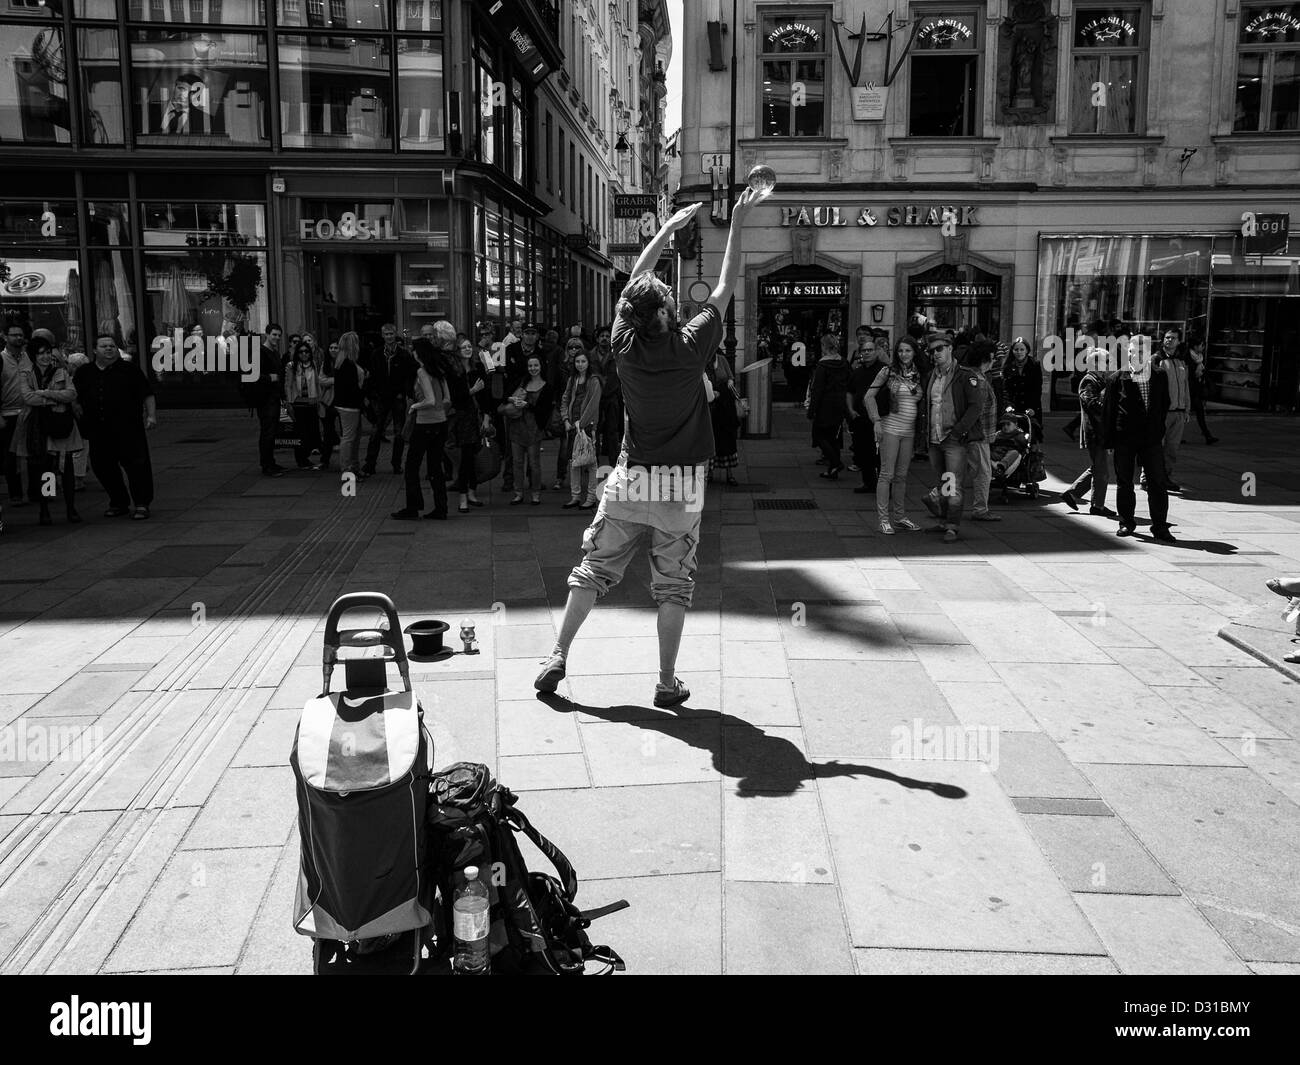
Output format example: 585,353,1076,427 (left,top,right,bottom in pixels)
535,188,756,707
